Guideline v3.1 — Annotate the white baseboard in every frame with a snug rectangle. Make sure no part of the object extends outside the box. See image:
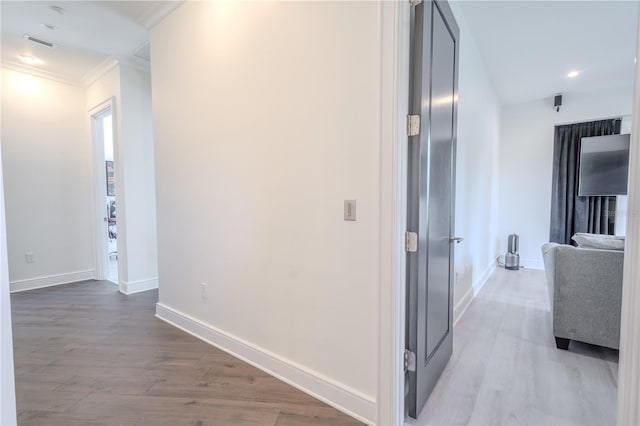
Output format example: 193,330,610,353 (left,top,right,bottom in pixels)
453,263,496,325
453,284,474,326
155,303,376,425
520,258,544,270
120,277,158,295
10,270,95,293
